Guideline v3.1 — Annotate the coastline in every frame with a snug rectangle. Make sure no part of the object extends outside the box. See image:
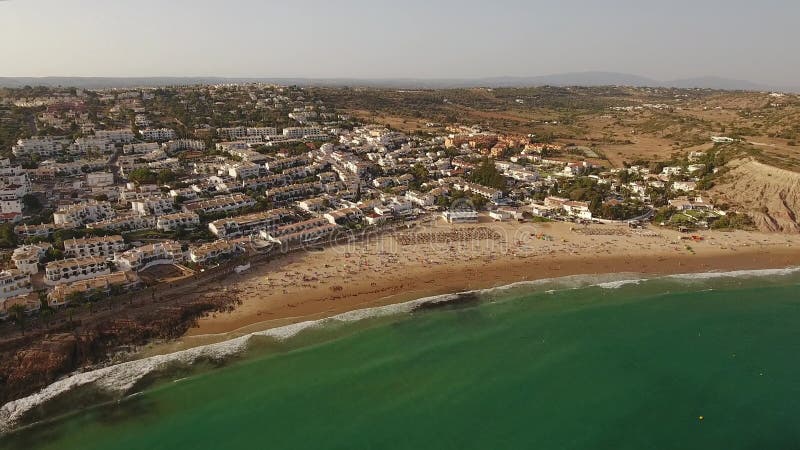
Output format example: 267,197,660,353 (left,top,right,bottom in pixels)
3,259,800,434
137,220,800,356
